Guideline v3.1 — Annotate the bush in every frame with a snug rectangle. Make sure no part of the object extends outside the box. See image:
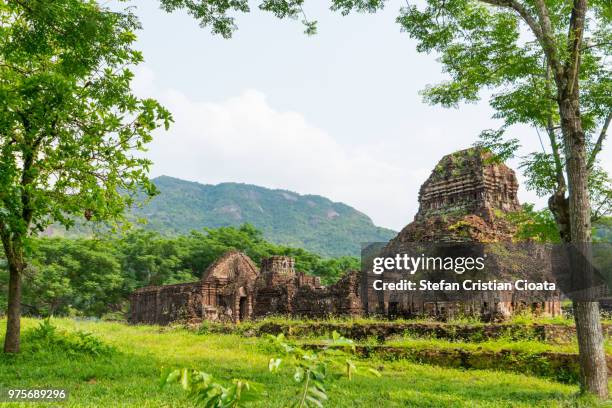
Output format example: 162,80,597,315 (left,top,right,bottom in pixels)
161,368,262,407
22,318,115,357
